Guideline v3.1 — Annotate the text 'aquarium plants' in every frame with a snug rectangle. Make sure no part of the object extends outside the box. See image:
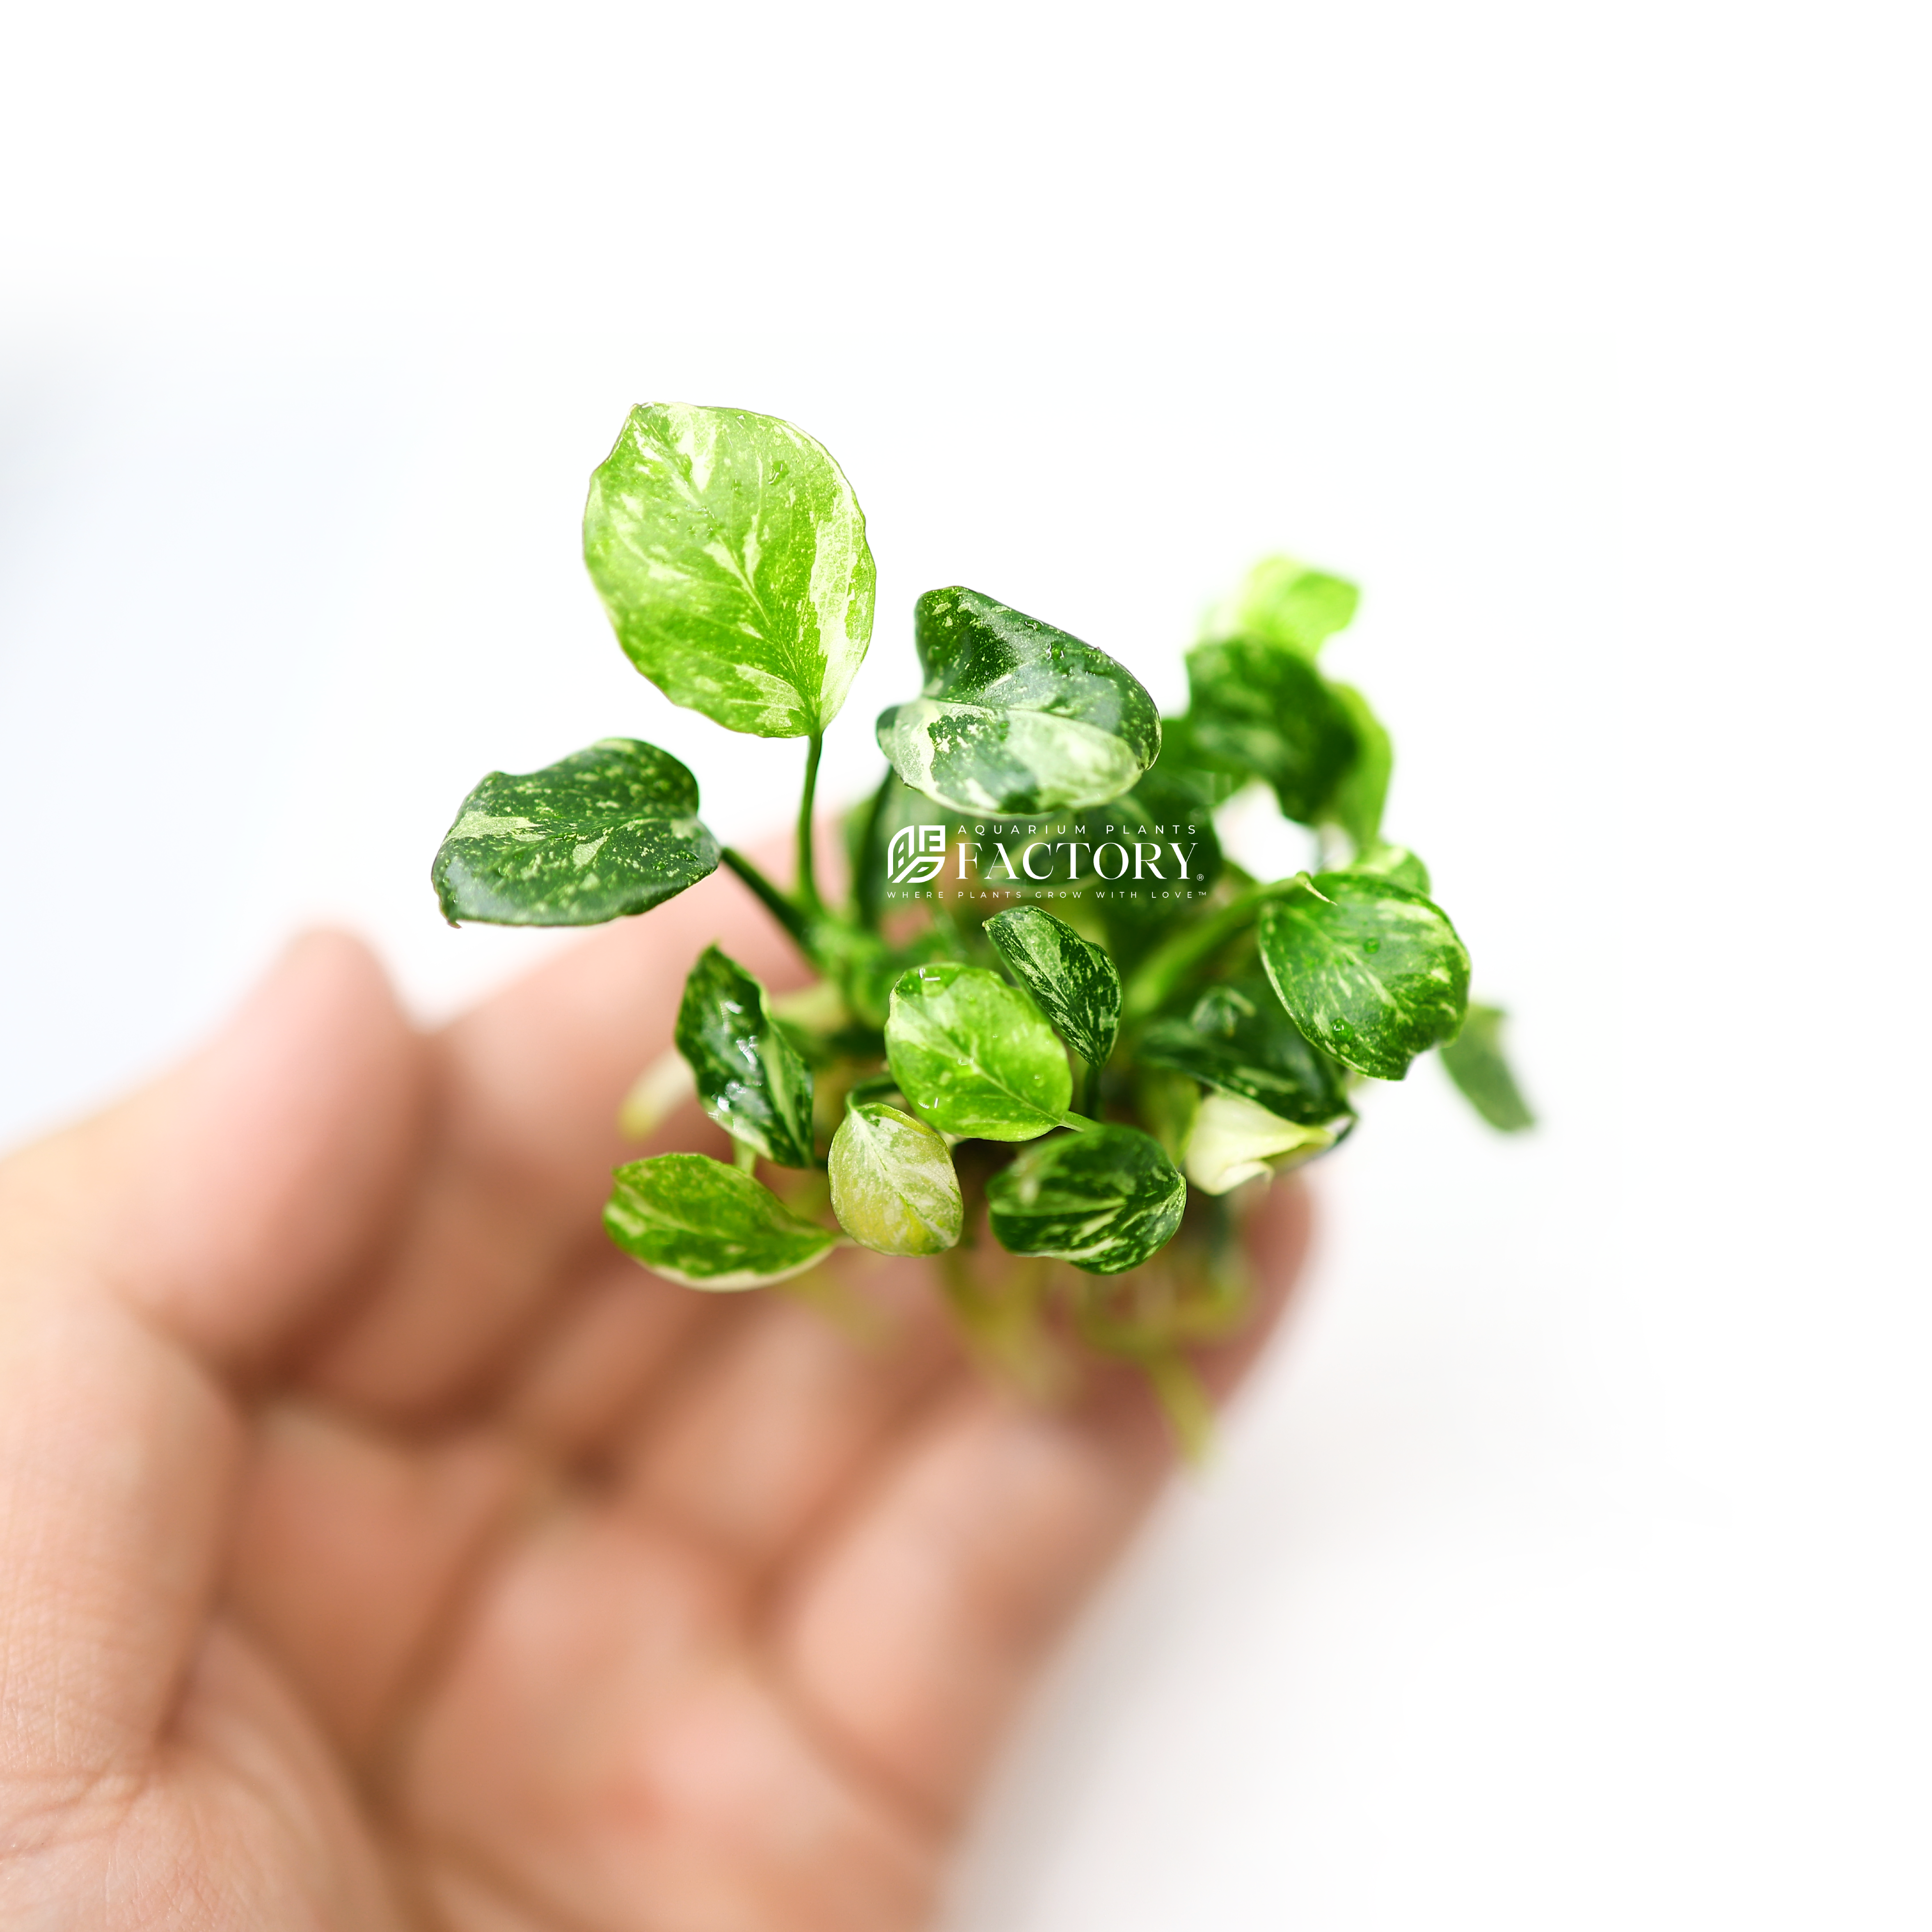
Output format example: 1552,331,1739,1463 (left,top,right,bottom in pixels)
431,404,1532,1451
